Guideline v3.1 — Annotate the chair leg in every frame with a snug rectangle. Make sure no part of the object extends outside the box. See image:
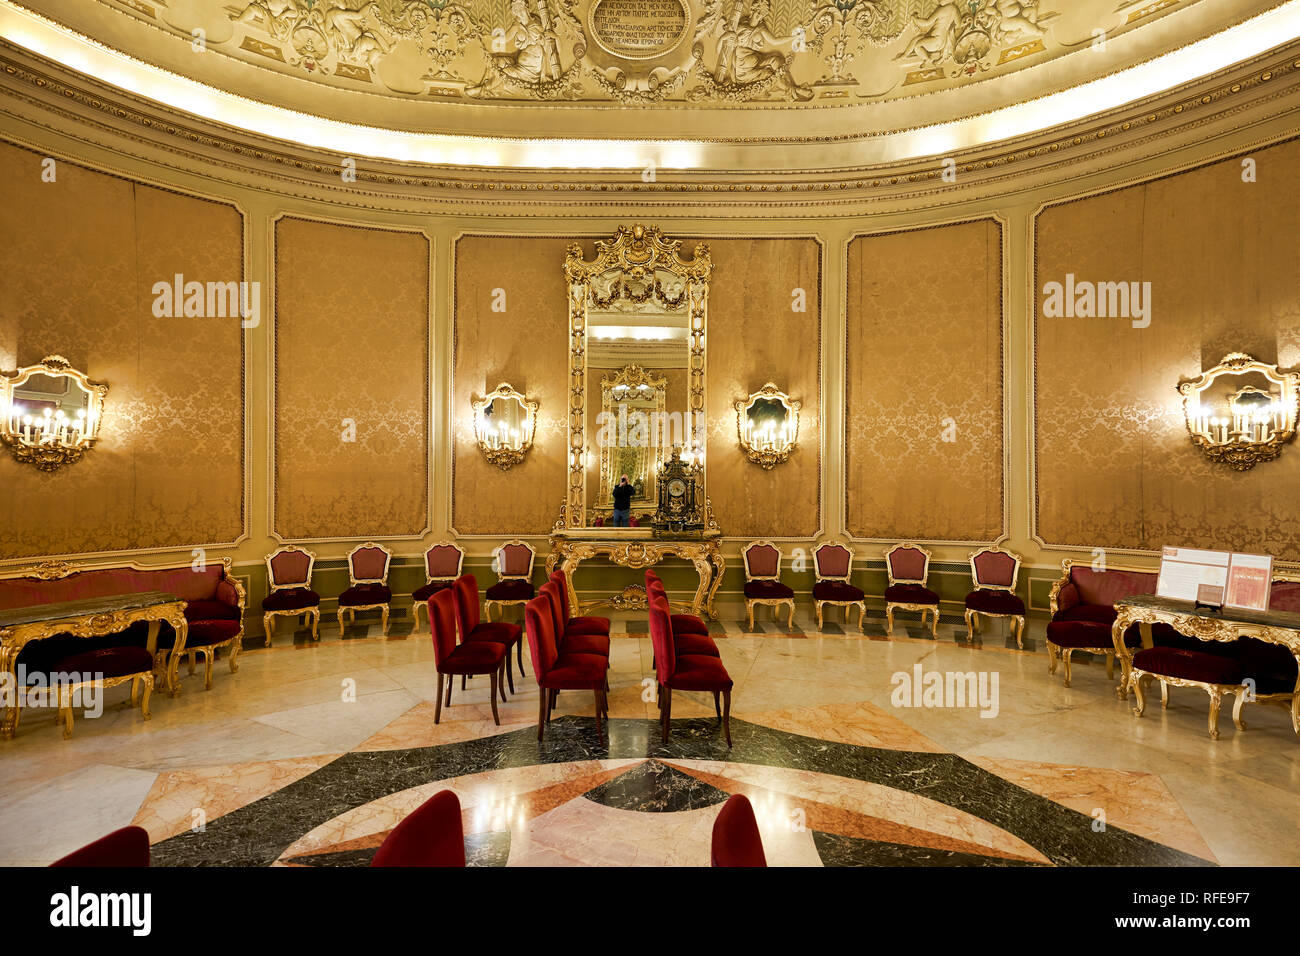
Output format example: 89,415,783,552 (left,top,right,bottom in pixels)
1014,616,1025,649
964,610,975,642
445,675,454,707
203,650,215,690
1207,688,1224,740
489,669,500,726
661,687,672,743
713,690,721,719
594,688,603,738
337,609,345,635
411,602,422,635
381,605,390,637
311,609,320,641
1132,673,1150,717
1048,642,1058,675
504,651,515,696
517,638,525,676
434,673,444,724
722,688,732,747
499,666,508,702
1161,680,1170,709
461,675,466,691
860,604,868,635
1232,688,1248,731
263,613,274,644
1062,649,1073,687
886,605,894,636
746,602,754,631
139,674,153,721
929,608,938,639
537,687,547,741
60,687,73,740
1105,651,1115,681
815,602,823,630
